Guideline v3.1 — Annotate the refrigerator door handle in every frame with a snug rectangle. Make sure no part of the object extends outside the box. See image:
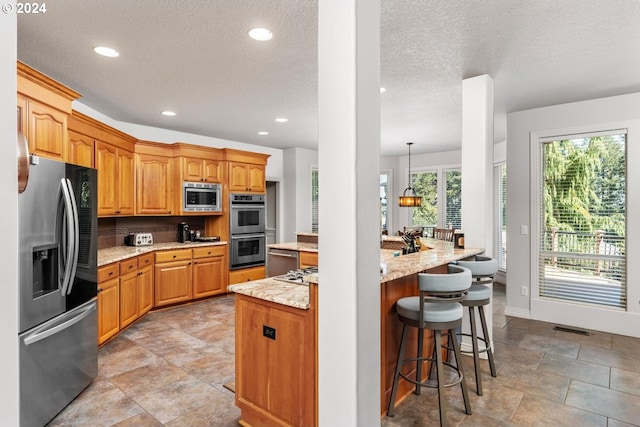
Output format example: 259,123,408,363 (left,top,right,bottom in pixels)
60,178,79,296
23,302,95,346
65,178,80,295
